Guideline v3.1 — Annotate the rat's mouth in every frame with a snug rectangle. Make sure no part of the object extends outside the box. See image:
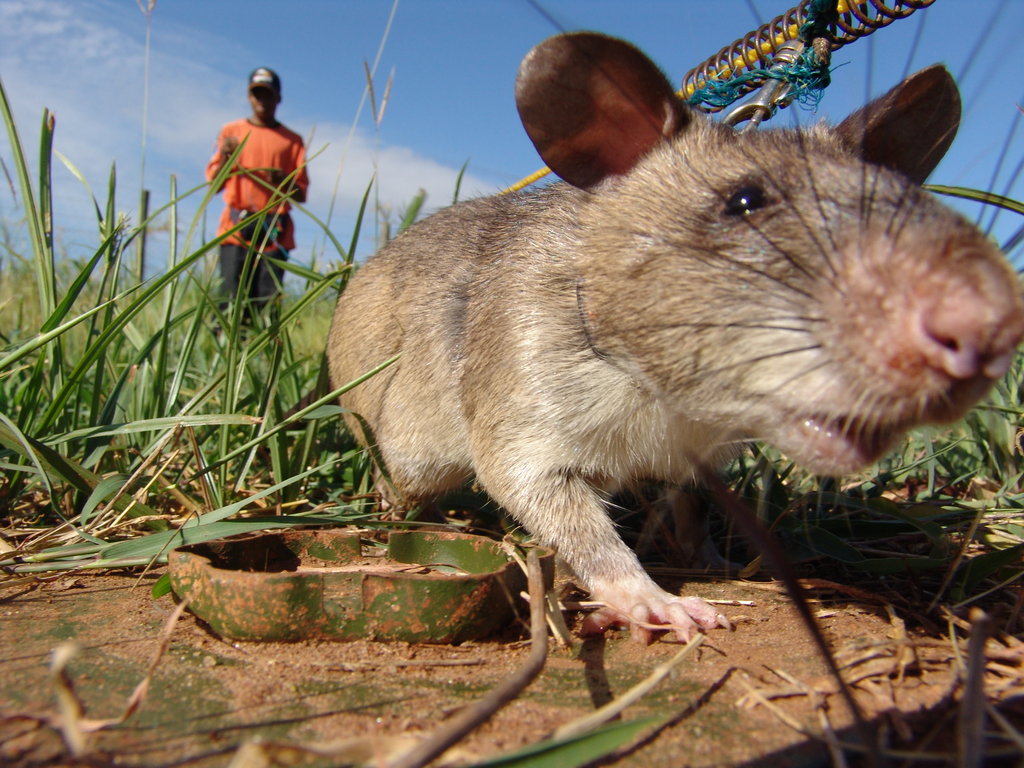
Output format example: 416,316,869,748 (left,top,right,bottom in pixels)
771,413,900,476
762,366,1007,476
